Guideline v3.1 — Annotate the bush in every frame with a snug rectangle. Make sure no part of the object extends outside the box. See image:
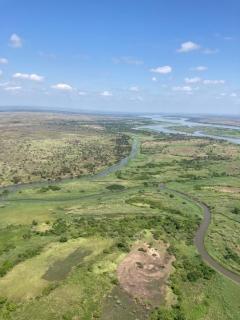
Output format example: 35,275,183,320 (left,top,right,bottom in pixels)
232,207,240,215
6,302,16,312
93,312,101,318
32,220,38,226
0,297,7,304
42,283,59,296
0,260,14,277
106,184,125,191
2,310,11,319
187,271,202,282
59,236,68,243
110,278,120,285
136,262,144,268
103,248,110,254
